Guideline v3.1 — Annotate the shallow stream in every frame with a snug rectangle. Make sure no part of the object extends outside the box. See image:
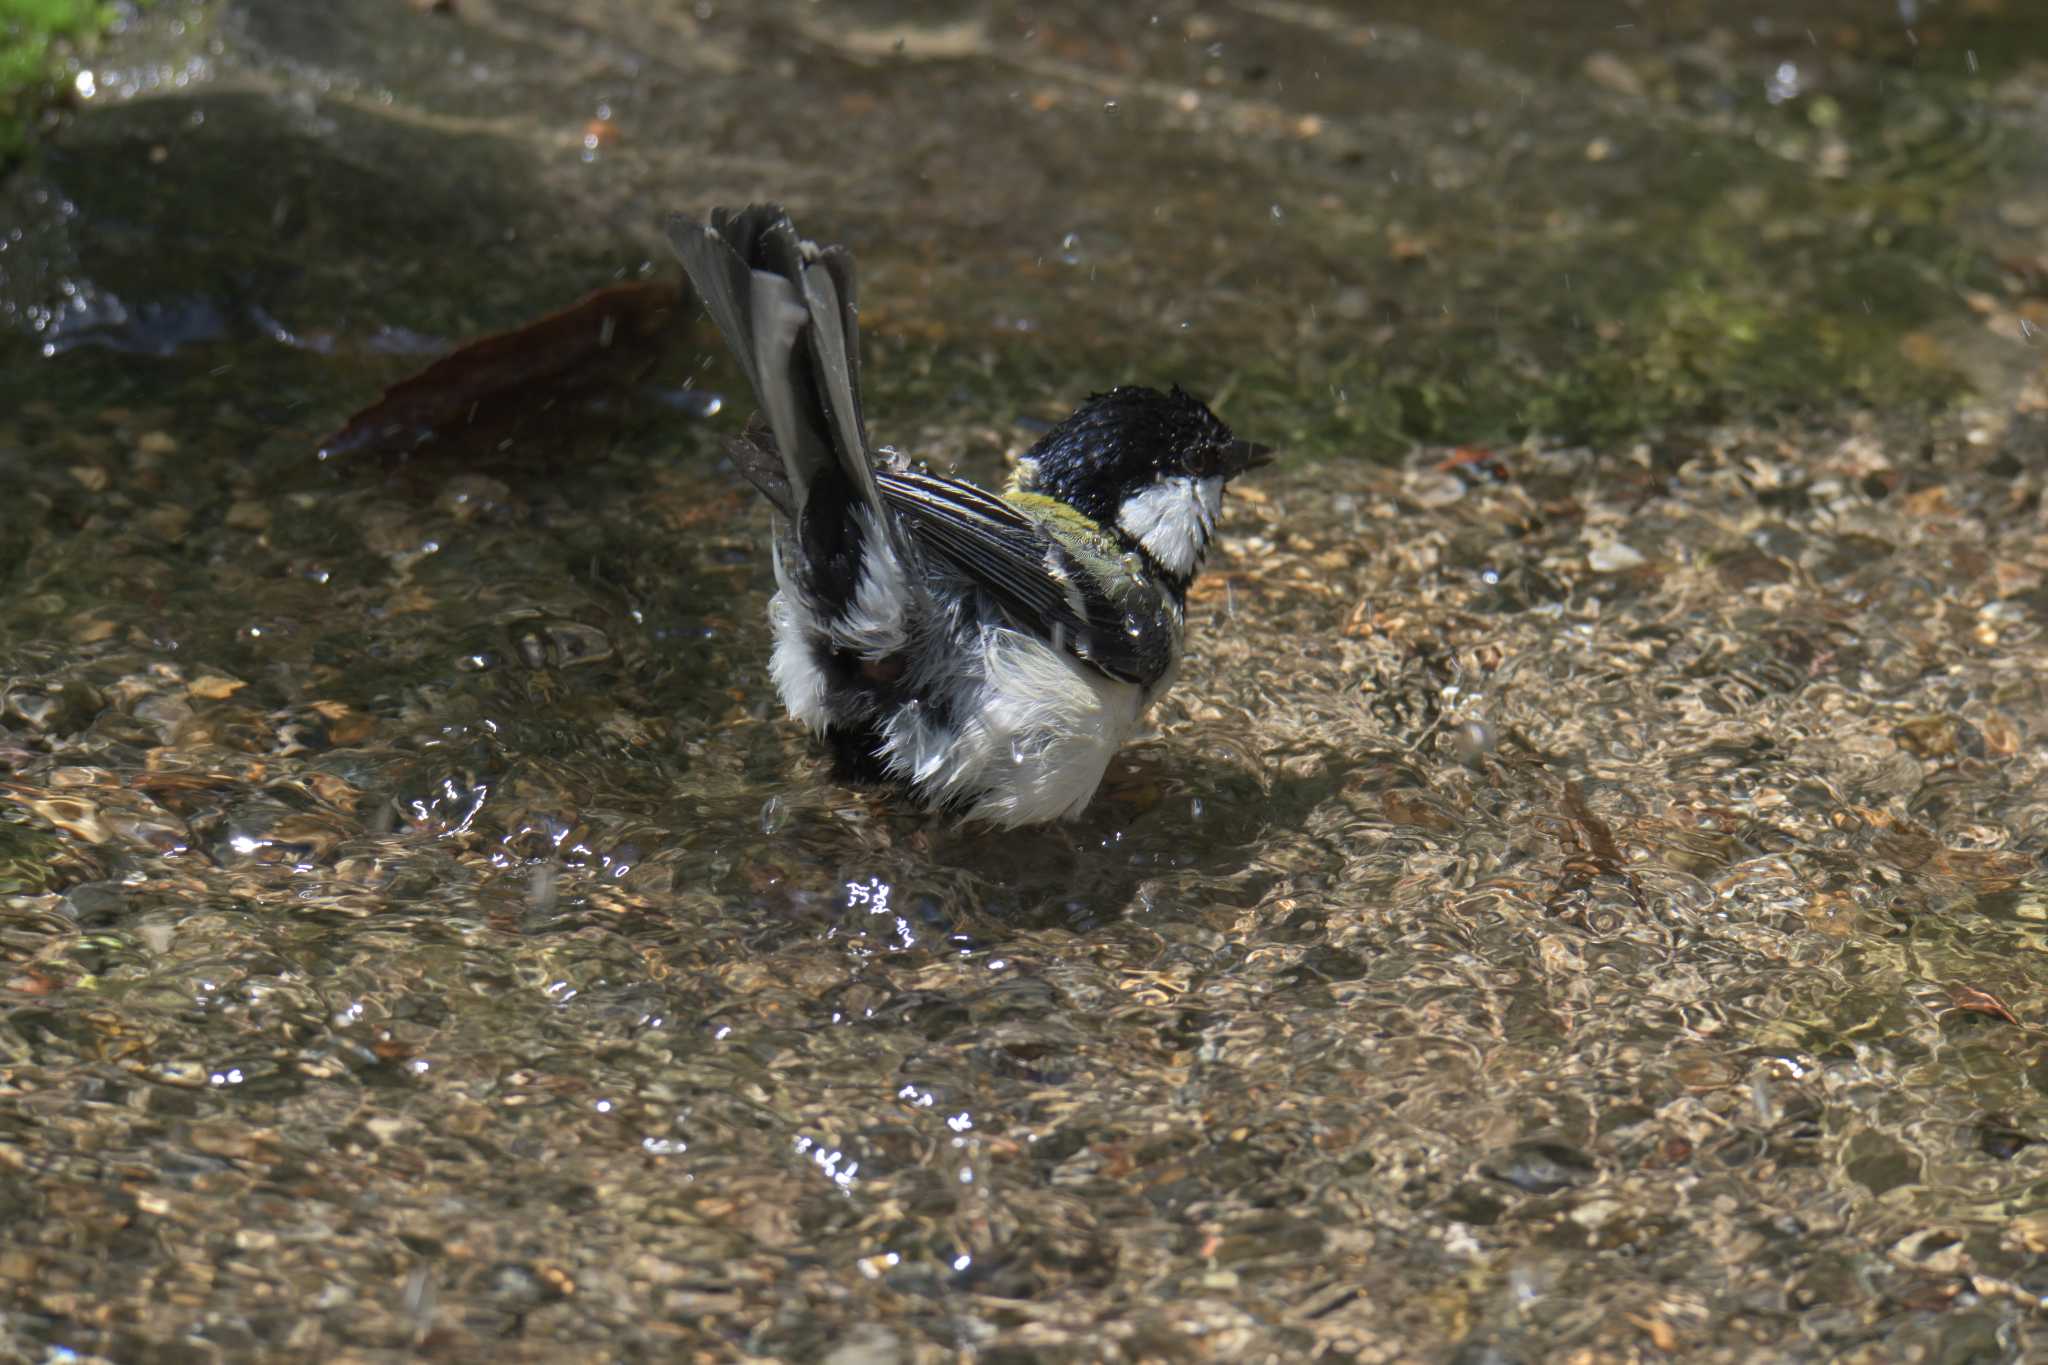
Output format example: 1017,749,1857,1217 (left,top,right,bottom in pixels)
6,2,2048,1360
